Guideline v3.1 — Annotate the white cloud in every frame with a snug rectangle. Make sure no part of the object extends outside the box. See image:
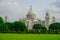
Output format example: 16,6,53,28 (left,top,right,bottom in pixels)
0,0,26,21
48,0,60,13
57,0,60,1
50,6,60,13
7,1,21,13
0,0,21,12
47,0,60,22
